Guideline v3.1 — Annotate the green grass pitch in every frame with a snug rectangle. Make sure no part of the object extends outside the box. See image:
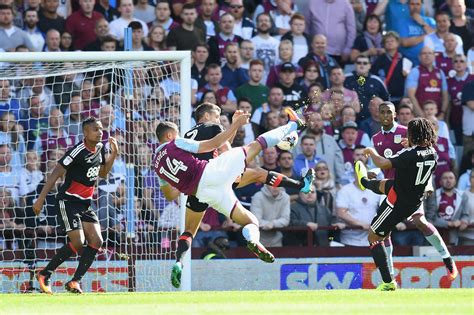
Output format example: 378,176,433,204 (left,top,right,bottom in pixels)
2,289,473,314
